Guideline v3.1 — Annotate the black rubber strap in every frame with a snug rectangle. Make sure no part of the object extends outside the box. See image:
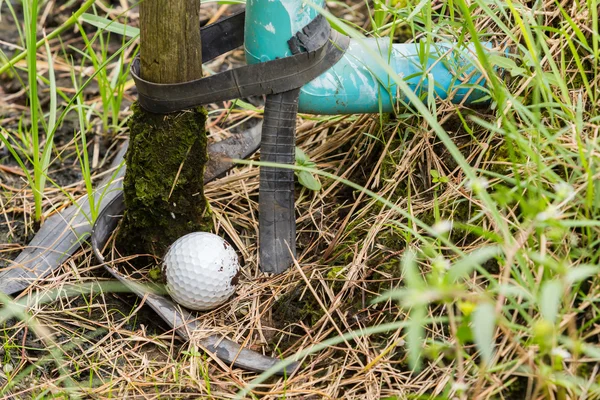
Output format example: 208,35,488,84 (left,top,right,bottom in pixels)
258,16,336,273
259,89,300,273
131,13,349,114
200,9,245,63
